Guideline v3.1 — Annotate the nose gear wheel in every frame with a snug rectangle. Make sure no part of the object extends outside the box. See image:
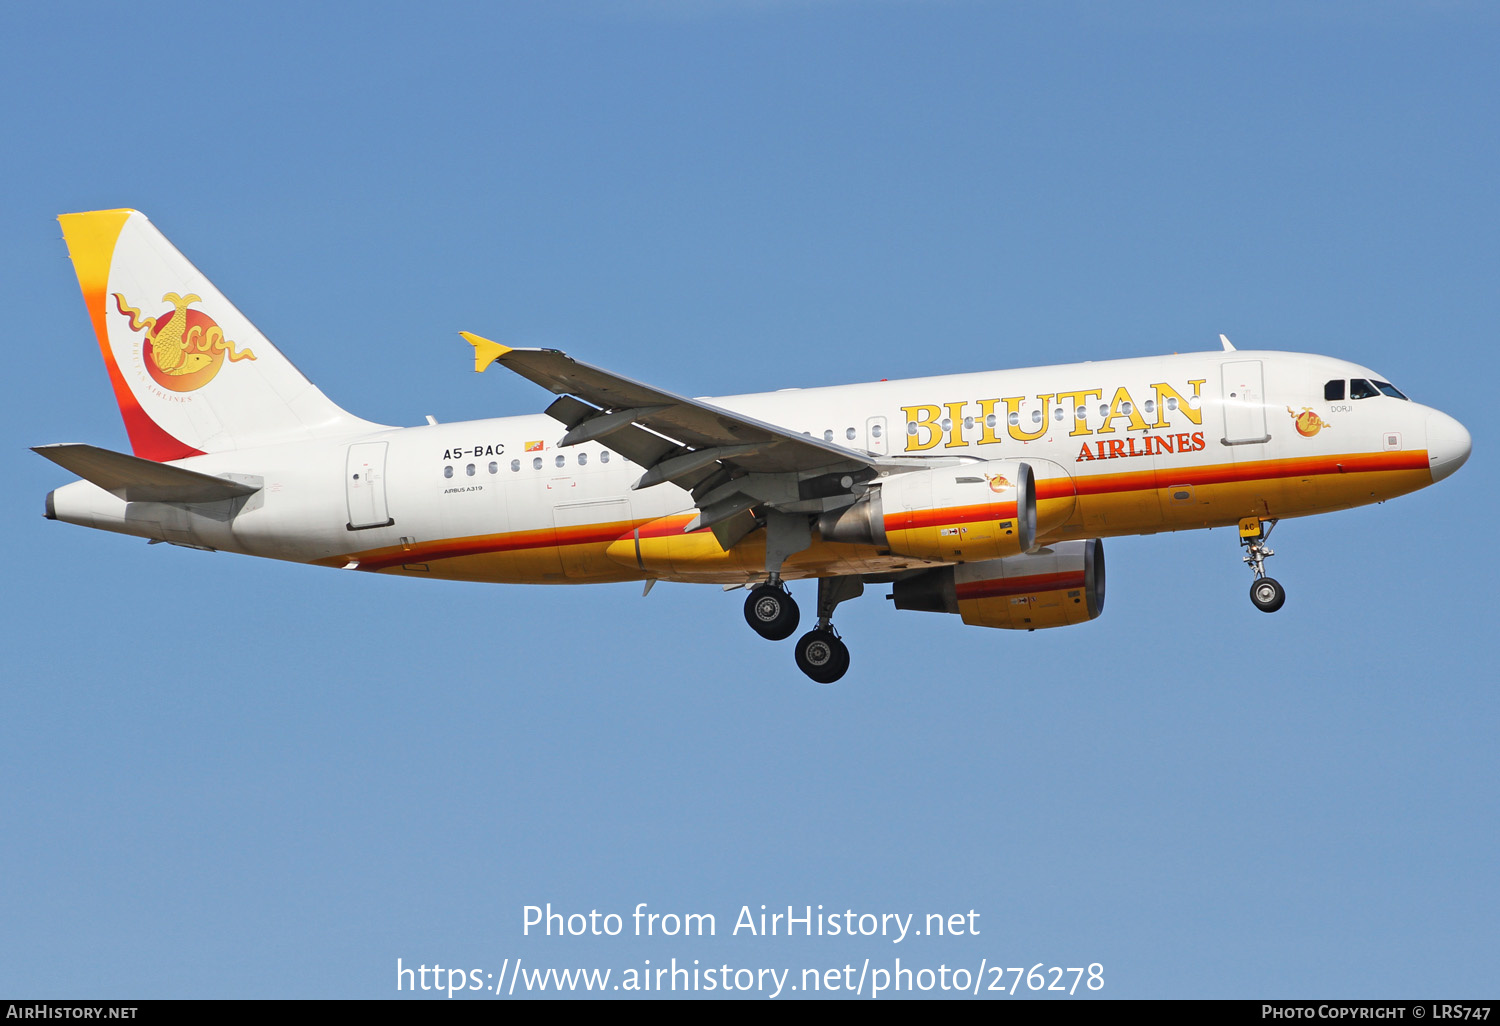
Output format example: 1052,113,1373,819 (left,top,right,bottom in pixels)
1239,518,1286,613
1250,577,1286,612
